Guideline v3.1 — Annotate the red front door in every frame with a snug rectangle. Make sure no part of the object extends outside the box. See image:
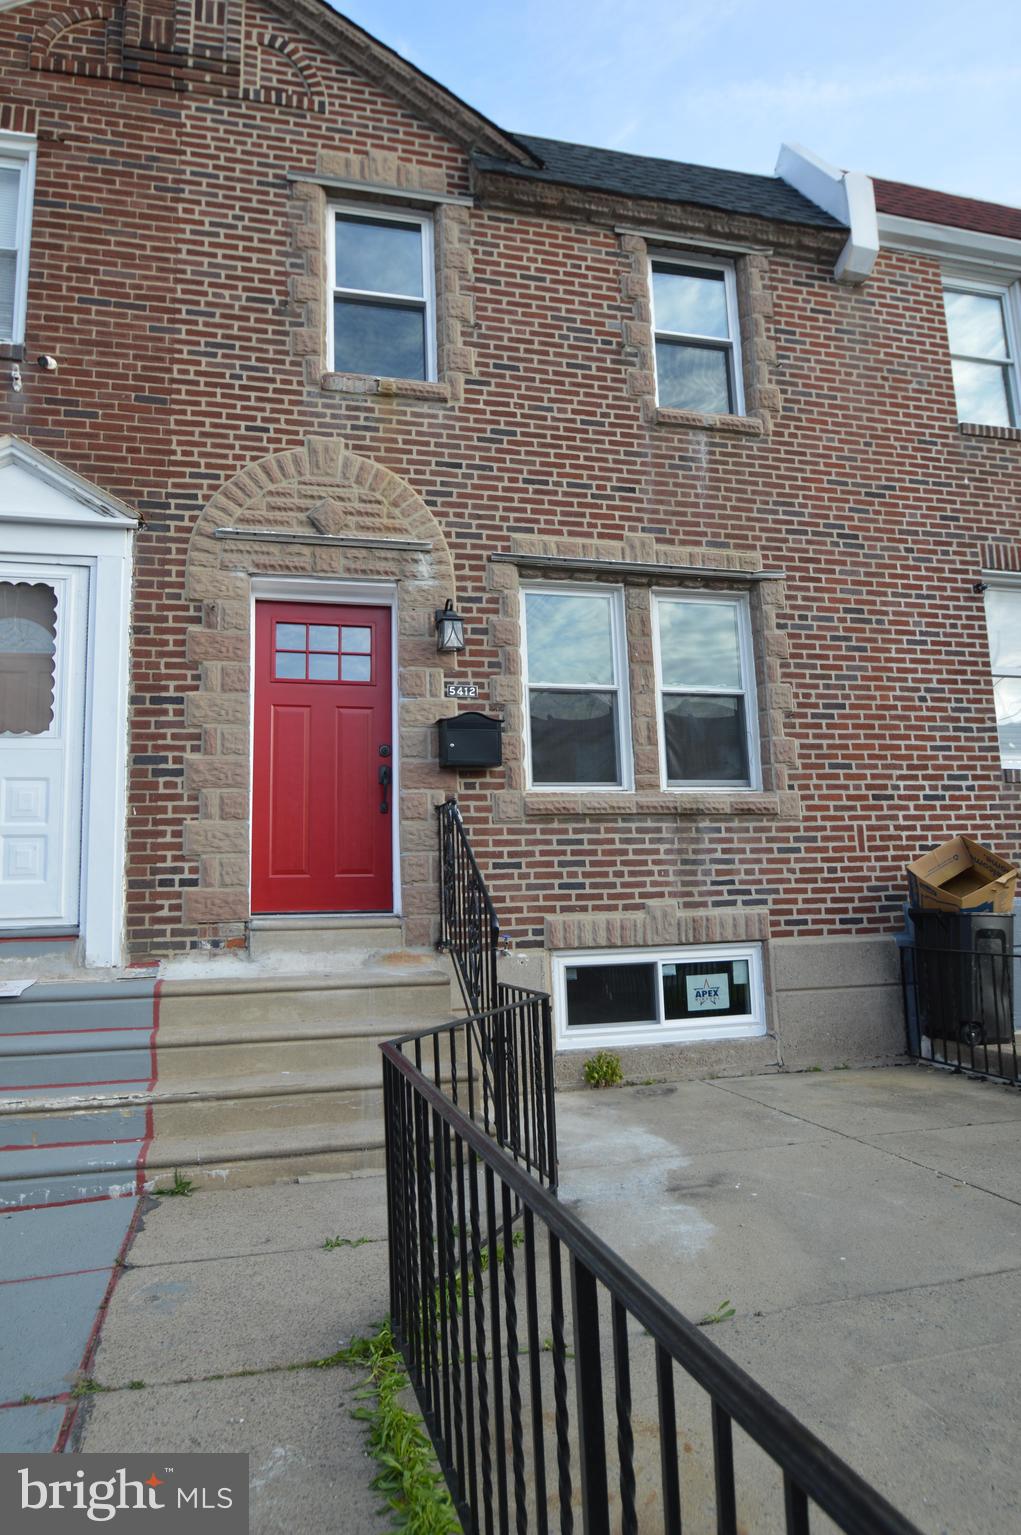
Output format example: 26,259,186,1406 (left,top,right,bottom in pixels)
251,602,393,914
